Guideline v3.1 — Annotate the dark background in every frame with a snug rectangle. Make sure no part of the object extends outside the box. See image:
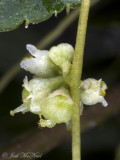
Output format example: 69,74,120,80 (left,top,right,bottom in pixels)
0,0,120,159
